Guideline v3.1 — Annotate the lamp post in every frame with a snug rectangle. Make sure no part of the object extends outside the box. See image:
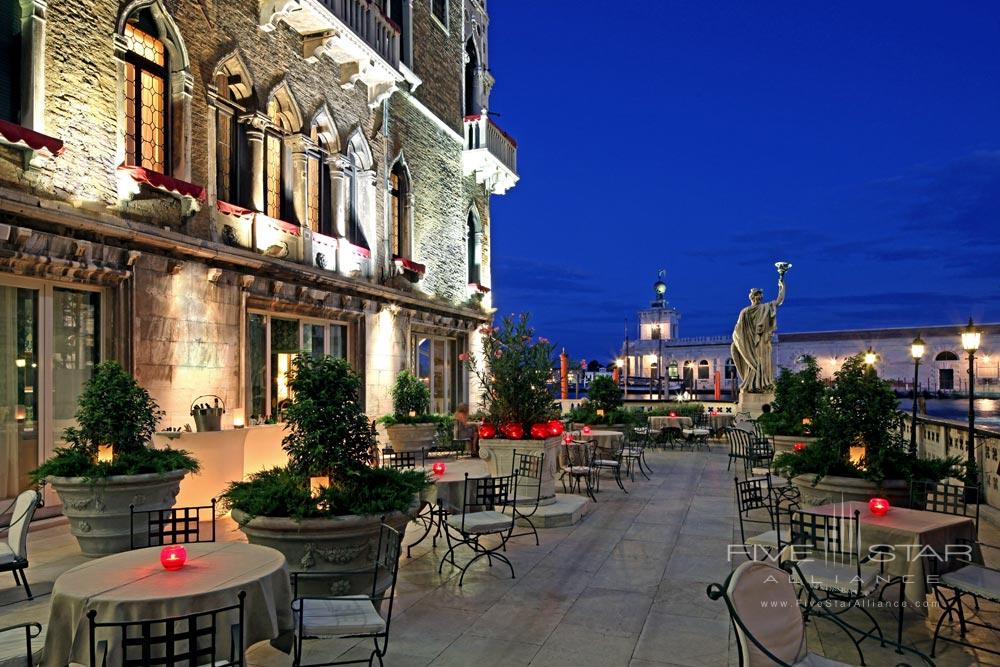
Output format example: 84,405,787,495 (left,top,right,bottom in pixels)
909,335,925,457
961,319,982,493
863,347,878,369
